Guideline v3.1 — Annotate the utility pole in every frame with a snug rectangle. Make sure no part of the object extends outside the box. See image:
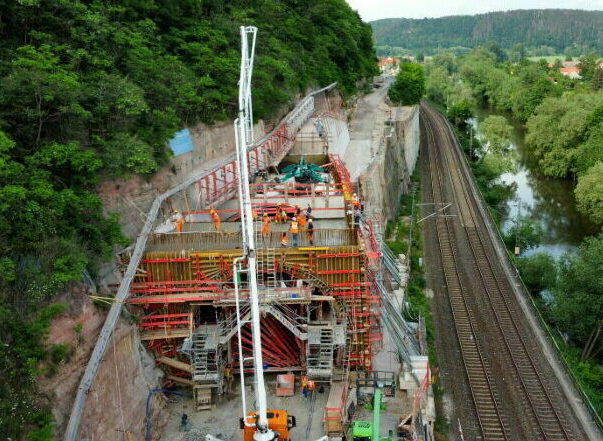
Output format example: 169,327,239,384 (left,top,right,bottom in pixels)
514,201,522,256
